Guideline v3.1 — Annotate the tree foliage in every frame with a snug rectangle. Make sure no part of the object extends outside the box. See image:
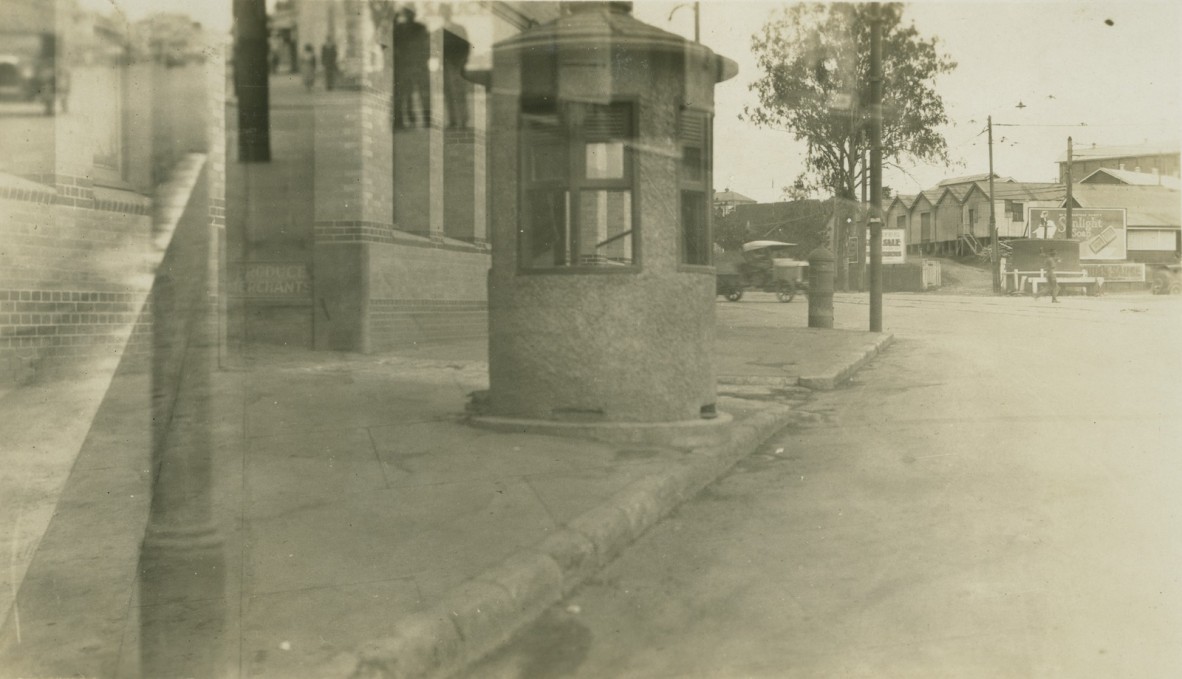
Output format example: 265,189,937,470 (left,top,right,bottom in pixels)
714,199,833,255
745,3,956,201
